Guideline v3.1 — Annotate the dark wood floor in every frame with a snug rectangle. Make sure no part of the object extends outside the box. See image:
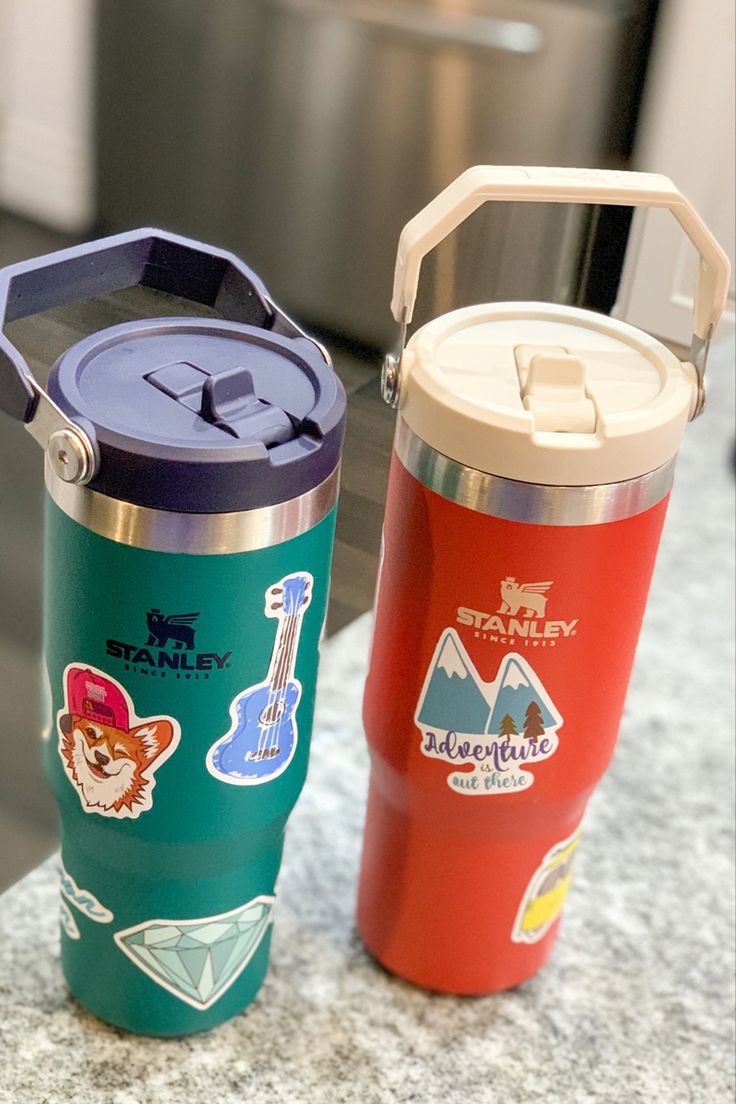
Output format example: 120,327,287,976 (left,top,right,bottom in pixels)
0,211,392,889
